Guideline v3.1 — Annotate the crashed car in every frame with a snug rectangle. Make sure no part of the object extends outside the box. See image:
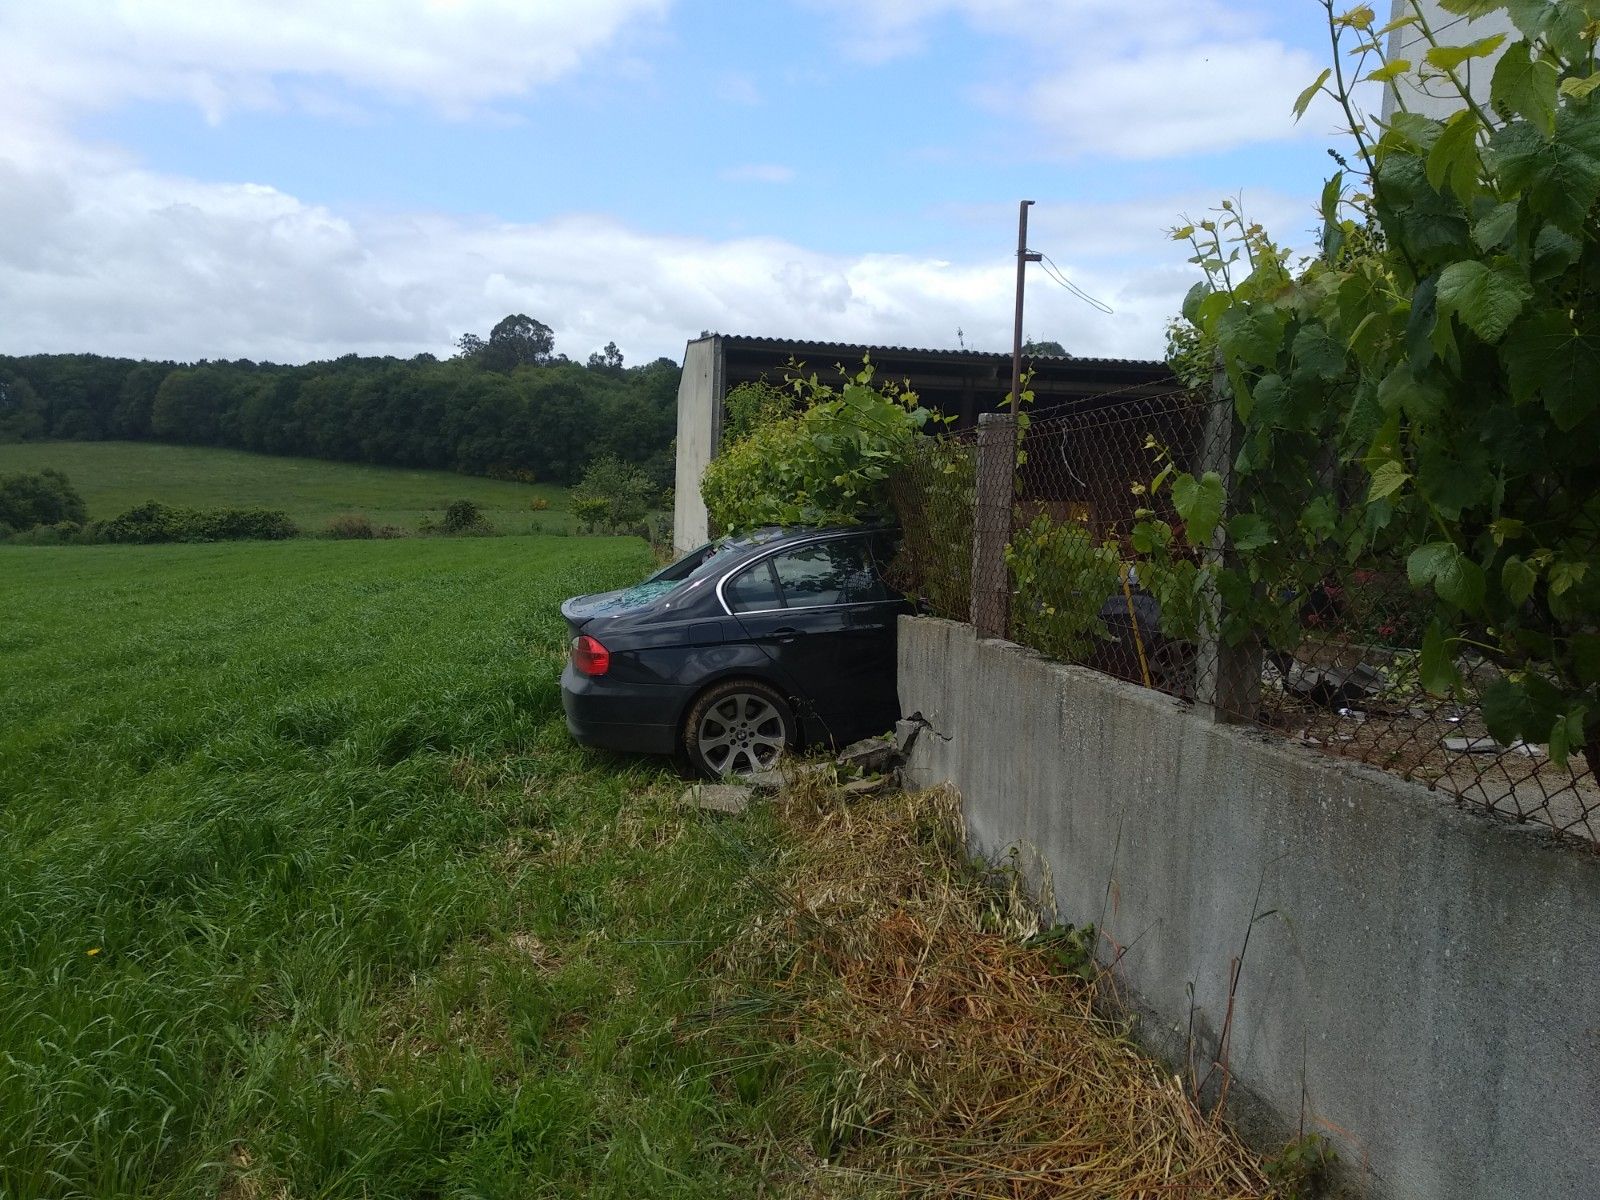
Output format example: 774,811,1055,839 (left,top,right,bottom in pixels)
559,525,910,777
